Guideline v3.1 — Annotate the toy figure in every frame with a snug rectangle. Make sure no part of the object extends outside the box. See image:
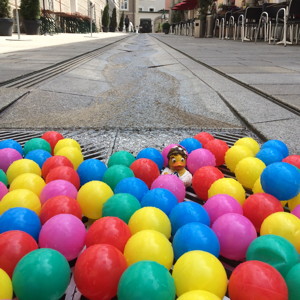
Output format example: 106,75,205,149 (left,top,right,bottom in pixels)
162,146,192,187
